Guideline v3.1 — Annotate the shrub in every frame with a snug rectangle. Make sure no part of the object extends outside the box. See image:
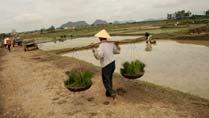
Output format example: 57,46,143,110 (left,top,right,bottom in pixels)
120,60,145,75
64,69,93,87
